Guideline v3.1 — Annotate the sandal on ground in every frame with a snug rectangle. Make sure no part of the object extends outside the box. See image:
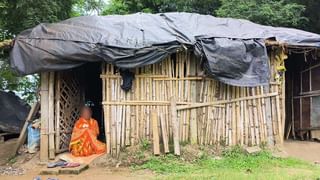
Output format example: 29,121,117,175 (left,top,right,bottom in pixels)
61,162,81,168
47,160,67,168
